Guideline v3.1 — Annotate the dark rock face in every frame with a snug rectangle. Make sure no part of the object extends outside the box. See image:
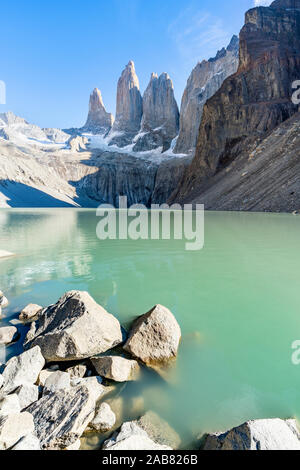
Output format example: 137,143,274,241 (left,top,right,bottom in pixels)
83,88,114,134
171,1,300,204
109,61,143,147
133,73,179,152
174,36,239,155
